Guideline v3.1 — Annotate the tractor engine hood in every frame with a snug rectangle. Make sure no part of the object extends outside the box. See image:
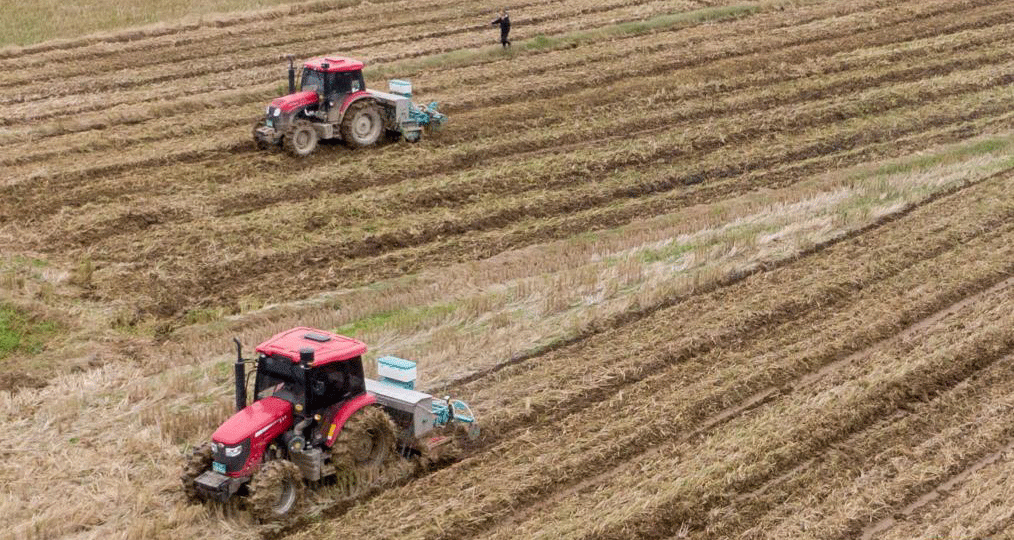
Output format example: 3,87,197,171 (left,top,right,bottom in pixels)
212,396,293,445
270,90,318,113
